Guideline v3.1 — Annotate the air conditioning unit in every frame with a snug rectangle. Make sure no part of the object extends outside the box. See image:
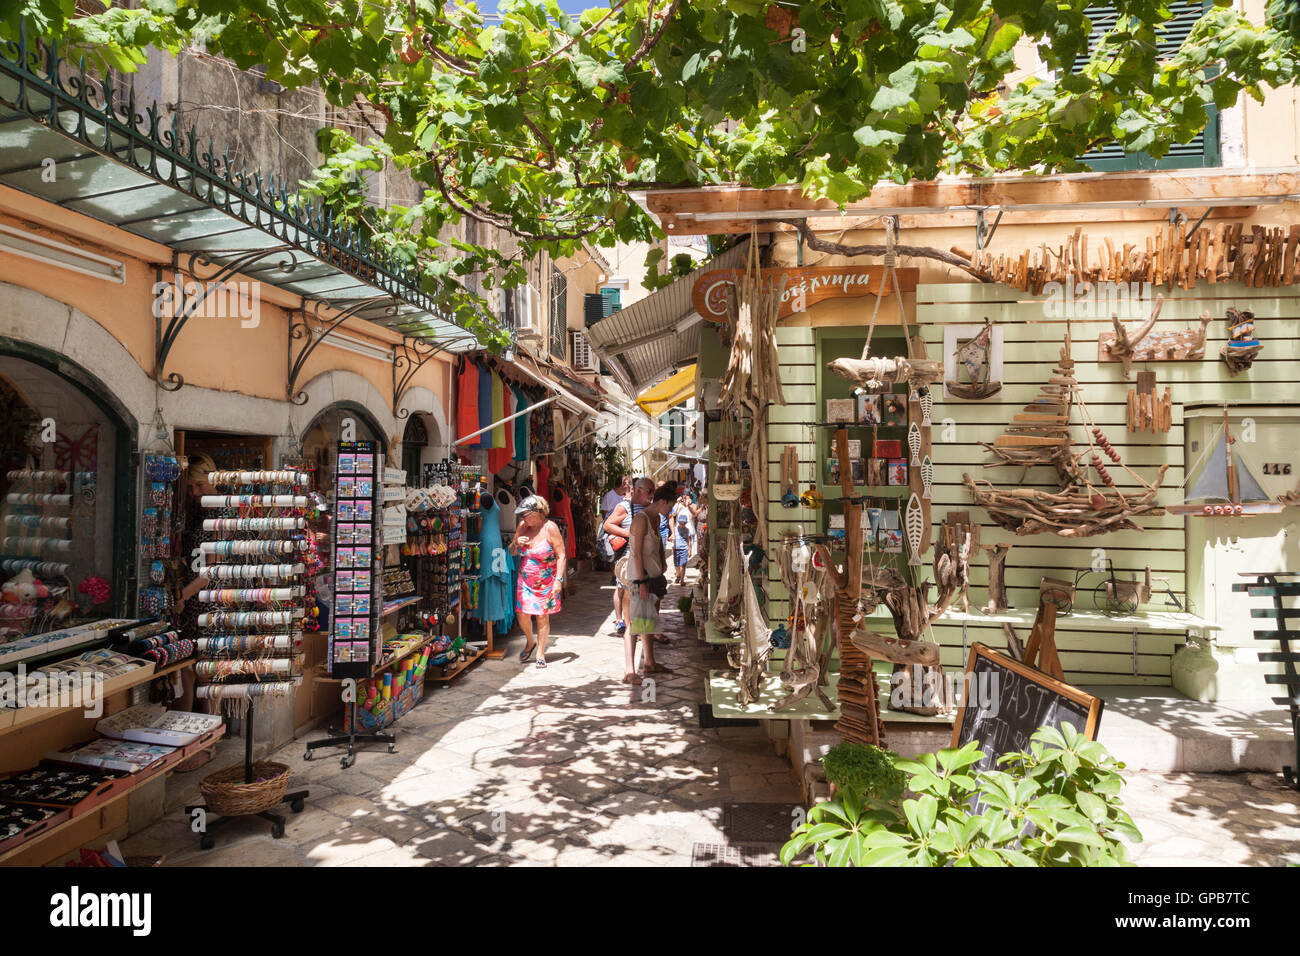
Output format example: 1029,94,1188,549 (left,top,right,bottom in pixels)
571,330,598,372
516,284,543,342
